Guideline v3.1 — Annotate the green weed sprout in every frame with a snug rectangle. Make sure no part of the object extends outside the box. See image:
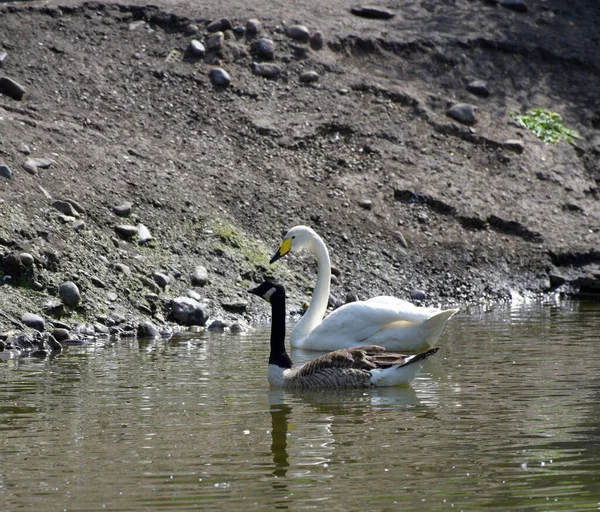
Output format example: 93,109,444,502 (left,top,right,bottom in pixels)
510,107,580,144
